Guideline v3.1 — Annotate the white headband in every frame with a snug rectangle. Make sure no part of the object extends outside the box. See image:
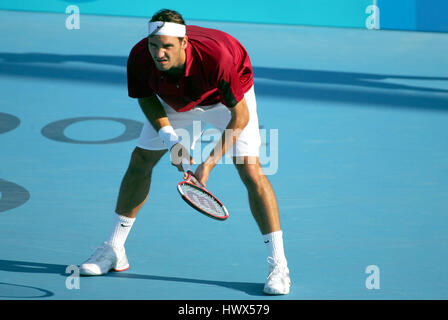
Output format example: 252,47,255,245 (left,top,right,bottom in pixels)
148,21,186,37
